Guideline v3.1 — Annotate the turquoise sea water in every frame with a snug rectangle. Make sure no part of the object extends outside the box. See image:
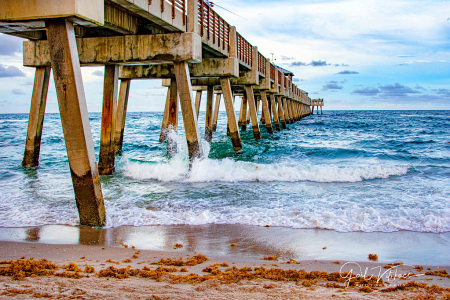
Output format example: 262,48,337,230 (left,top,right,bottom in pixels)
0,111,449,232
